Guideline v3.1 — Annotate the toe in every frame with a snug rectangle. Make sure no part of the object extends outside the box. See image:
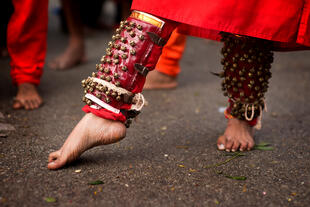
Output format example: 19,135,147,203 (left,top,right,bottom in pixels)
28,100,36,110
32,100,39,109
247,140,255,151
239,142,248,151
232,141,240,152
217,135,226,150
225,138,234,152
24,100,31,110
47,151,67,170
48,151,61,163
12,100,23,109
47,157,67,170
